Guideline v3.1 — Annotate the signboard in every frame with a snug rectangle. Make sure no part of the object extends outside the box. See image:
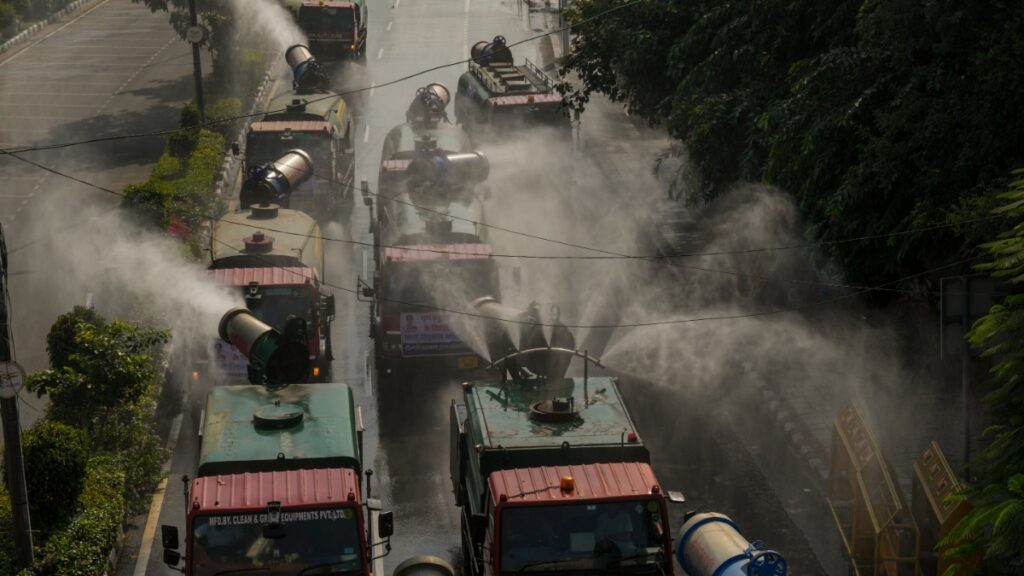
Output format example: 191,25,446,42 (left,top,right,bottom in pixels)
400,312,472,357
0,361,25,399
213,340,248,378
